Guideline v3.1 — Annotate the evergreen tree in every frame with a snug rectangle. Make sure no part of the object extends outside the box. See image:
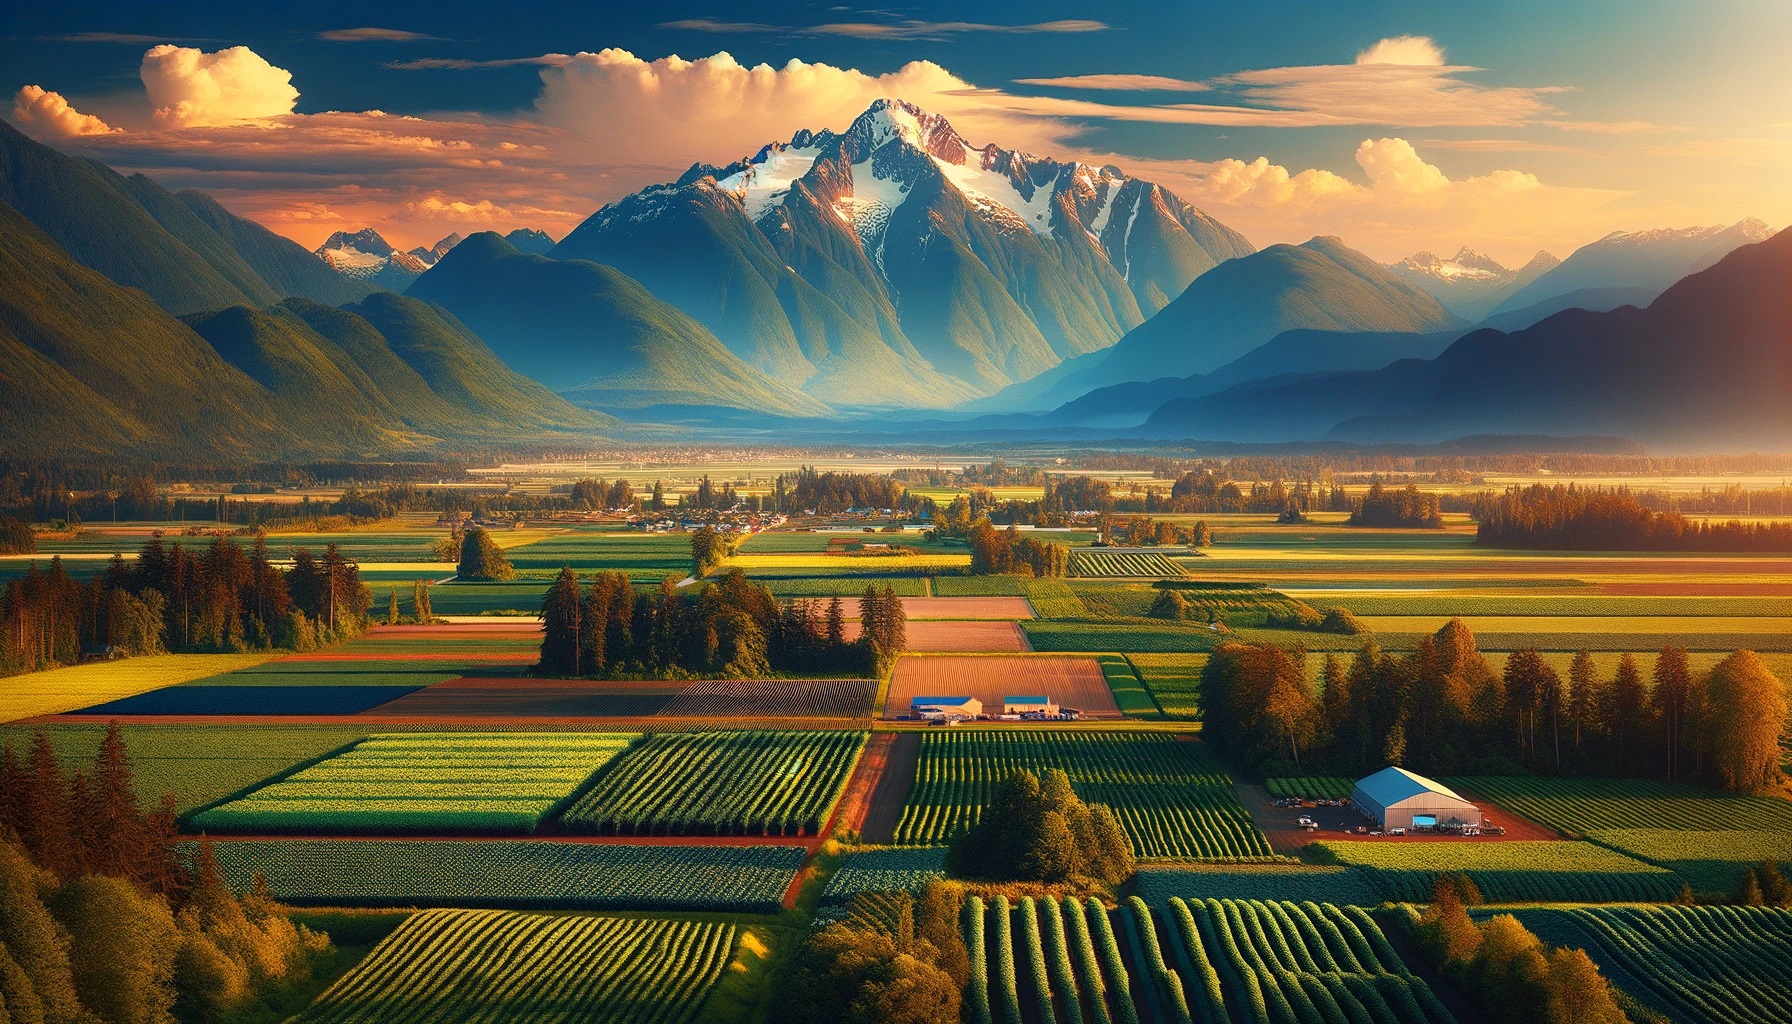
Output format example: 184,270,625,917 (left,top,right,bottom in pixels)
386,587,399,625
538,568,583,676
457,528,515,581
1652,647,1693,779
